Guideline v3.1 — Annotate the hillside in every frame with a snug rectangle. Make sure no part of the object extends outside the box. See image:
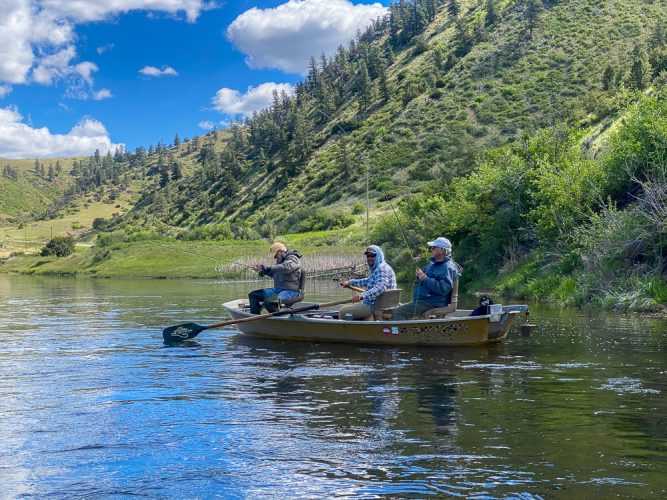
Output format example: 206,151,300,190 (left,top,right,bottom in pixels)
106,0,667,234
1,0,665,310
